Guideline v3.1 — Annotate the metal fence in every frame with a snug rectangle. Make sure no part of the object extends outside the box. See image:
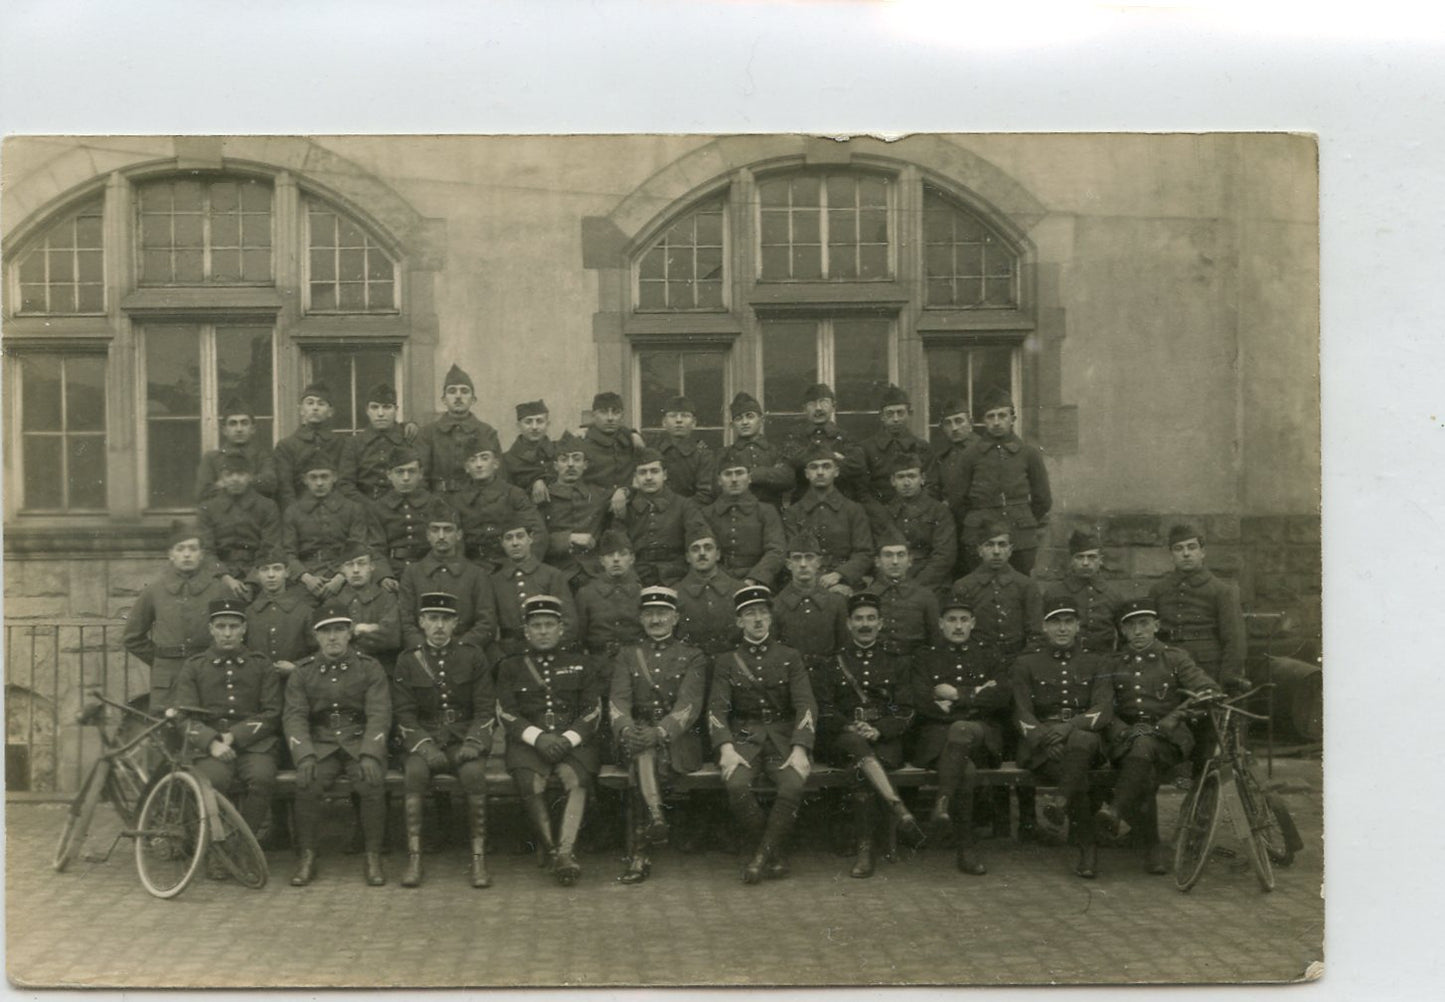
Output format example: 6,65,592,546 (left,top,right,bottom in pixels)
5,619,148,796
